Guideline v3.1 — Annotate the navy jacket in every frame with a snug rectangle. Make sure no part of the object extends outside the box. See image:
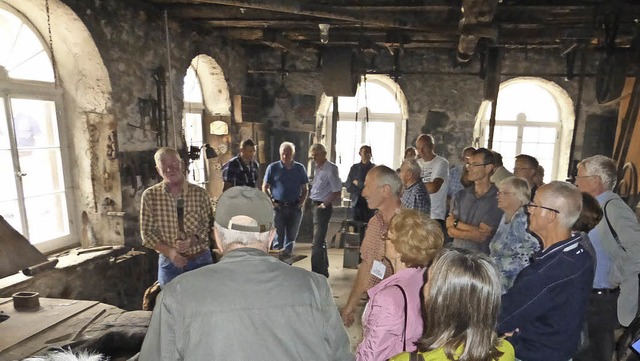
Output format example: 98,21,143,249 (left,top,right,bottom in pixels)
498,233,595,361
